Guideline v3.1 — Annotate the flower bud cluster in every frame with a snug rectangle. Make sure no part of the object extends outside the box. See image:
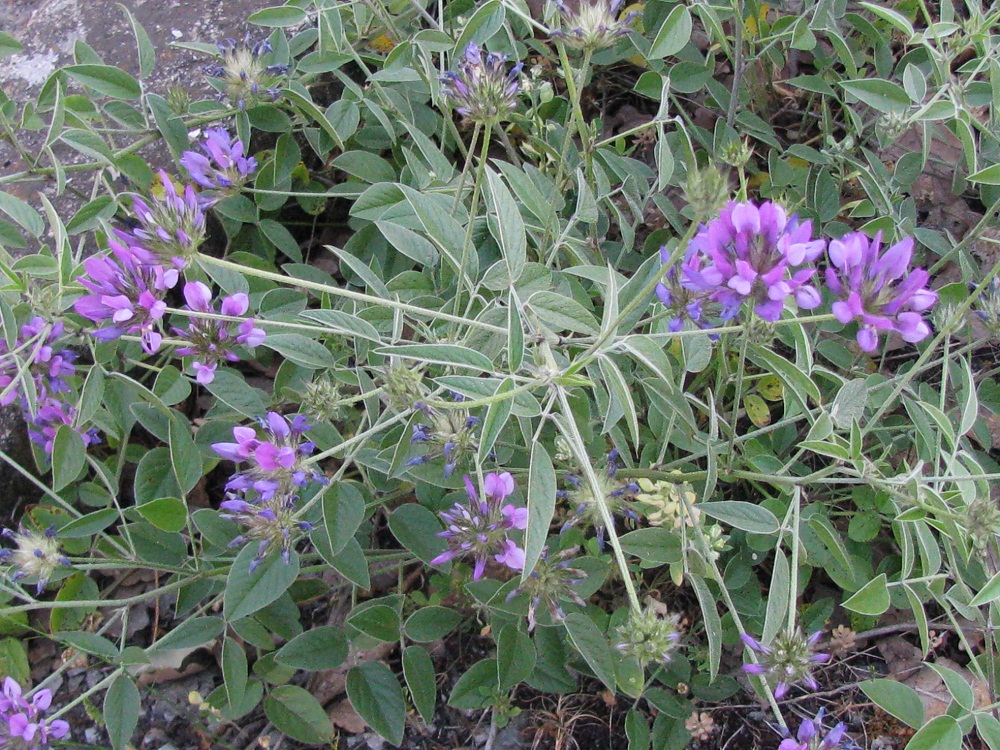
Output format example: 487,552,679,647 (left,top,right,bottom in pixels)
441,43,522,125
560,450,639,548
550,0,637,51
407,399,483,478
0,526,70,594
615,603,684,667
122,171,206,269
506,546,588,631
204,35,290,111
742,629,829,699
